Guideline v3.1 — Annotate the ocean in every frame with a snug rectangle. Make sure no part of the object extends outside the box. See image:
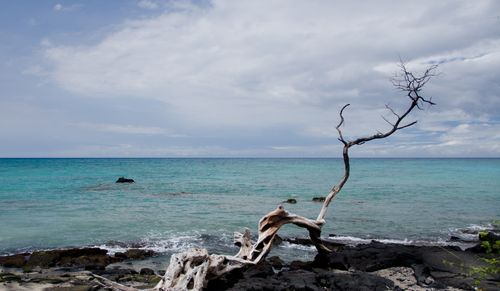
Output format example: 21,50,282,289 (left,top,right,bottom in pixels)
0,158,499,261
